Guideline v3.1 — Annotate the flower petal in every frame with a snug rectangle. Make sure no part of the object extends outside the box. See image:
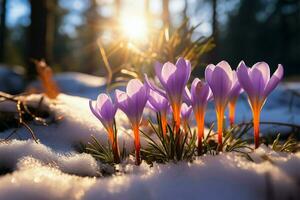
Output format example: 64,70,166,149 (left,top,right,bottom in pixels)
210,66,232,104
191,78,200,104
154,61,166,87
237,61,255,96
191,78,210,106
115,89,129,113
216,60,233,81
229,71,243,98
89,100,102,120
180,103,192,120
249,67,266,98
174,58,191,88
232,71,238,87
126,79,144,98
252,62,270,86
183,86,192,105
161,58,190,103
116,79,149,125
144,73,166,97
96,94,116,123
148,89,169,112
146,101,158,112
181,58,191,84
161,62,177,84
205,64,216,85
264,64,284,97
